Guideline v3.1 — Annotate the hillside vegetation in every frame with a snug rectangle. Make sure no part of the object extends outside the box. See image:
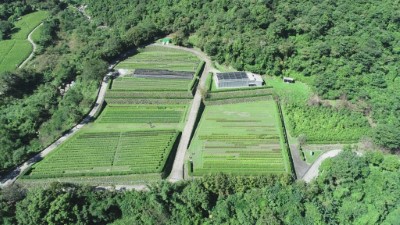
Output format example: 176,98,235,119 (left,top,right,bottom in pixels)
1,151,399,224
